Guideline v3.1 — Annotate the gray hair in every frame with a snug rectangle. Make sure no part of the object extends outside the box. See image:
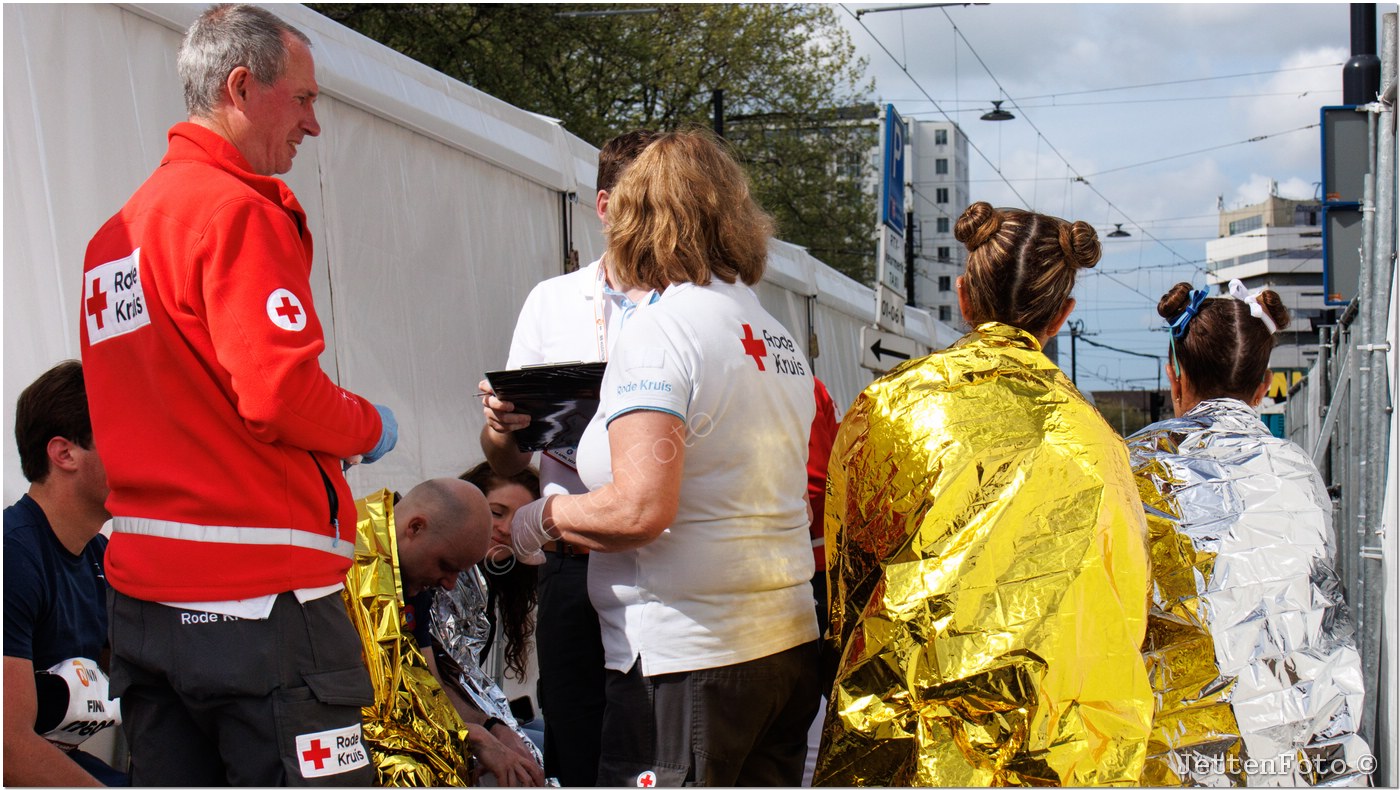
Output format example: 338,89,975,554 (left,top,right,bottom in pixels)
177,4,311,117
